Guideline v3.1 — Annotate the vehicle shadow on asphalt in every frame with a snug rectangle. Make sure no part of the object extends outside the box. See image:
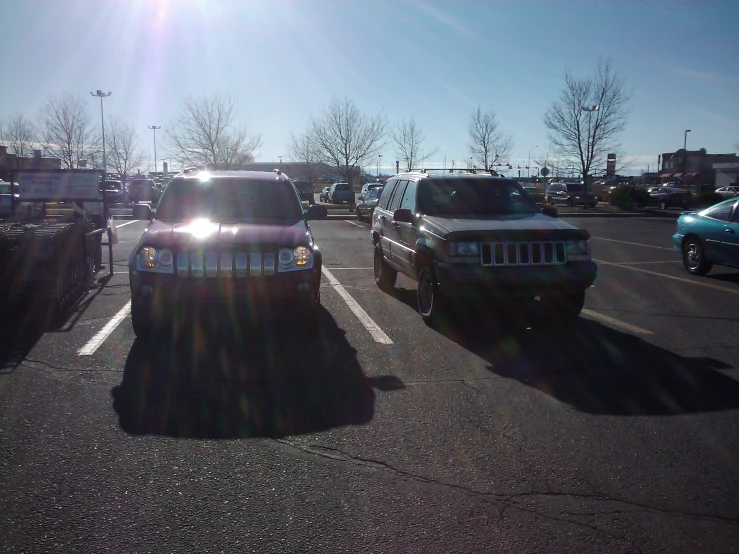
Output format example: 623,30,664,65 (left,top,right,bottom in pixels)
111,306,384,439
390,288,739,416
